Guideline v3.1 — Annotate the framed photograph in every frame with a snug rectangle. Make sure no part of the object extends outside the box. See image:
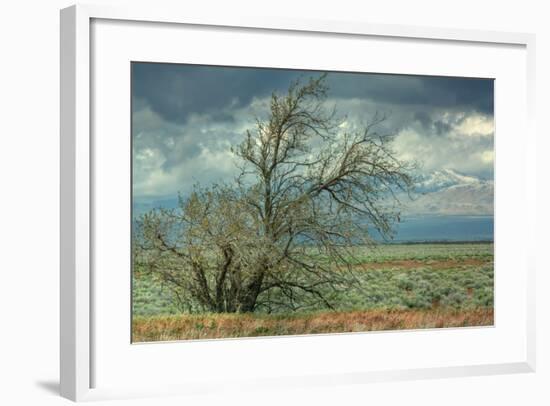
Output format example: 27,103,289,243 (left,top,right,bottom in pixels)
60,4,536,402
